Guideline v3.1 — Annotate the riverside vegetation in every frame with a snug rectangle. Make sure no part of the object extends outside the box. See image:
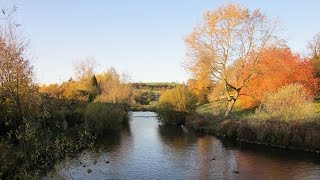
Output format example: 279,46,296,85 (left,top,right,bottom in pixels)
0,22,131,177
156,4,320,153
1,2,320,179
